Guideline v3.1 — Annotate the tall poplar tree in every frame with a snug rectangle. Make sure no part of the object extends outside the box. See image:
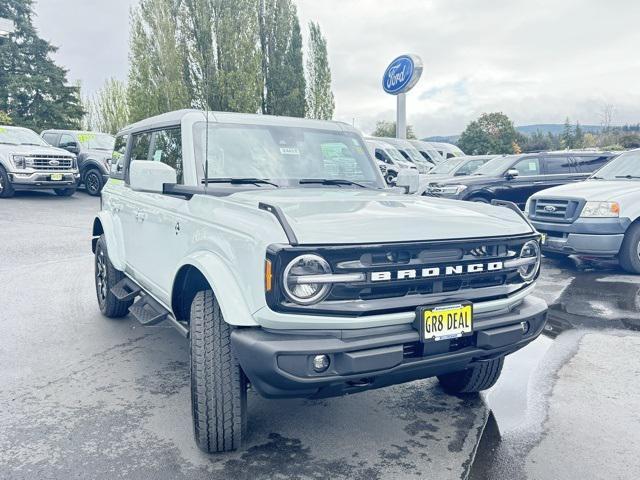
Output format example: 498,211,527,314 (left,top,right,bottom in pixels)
305,21,334,120
260,0,306,117
0,0,83,130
